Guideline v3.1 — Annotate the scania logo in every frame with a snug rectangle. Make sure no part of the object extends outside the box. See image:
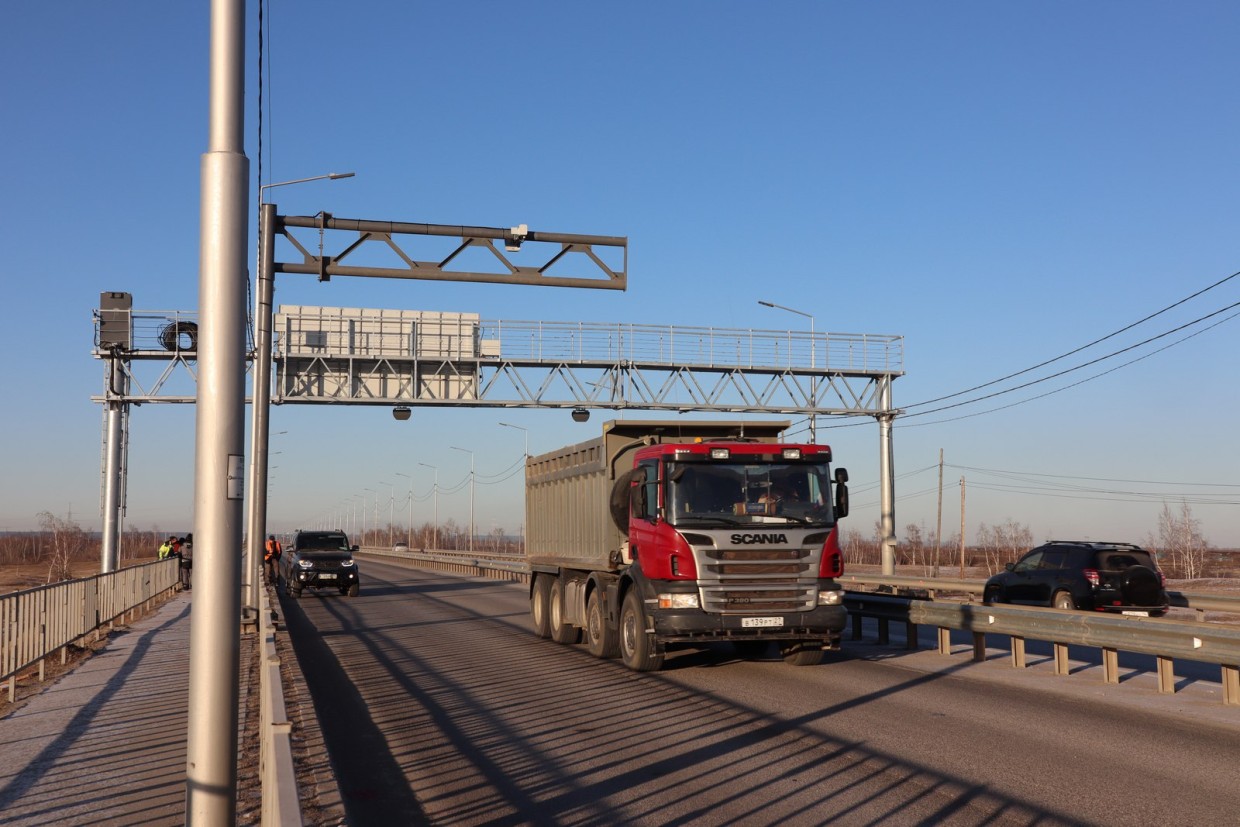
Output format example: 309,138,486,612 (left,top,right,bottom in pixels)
730,532,789,545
